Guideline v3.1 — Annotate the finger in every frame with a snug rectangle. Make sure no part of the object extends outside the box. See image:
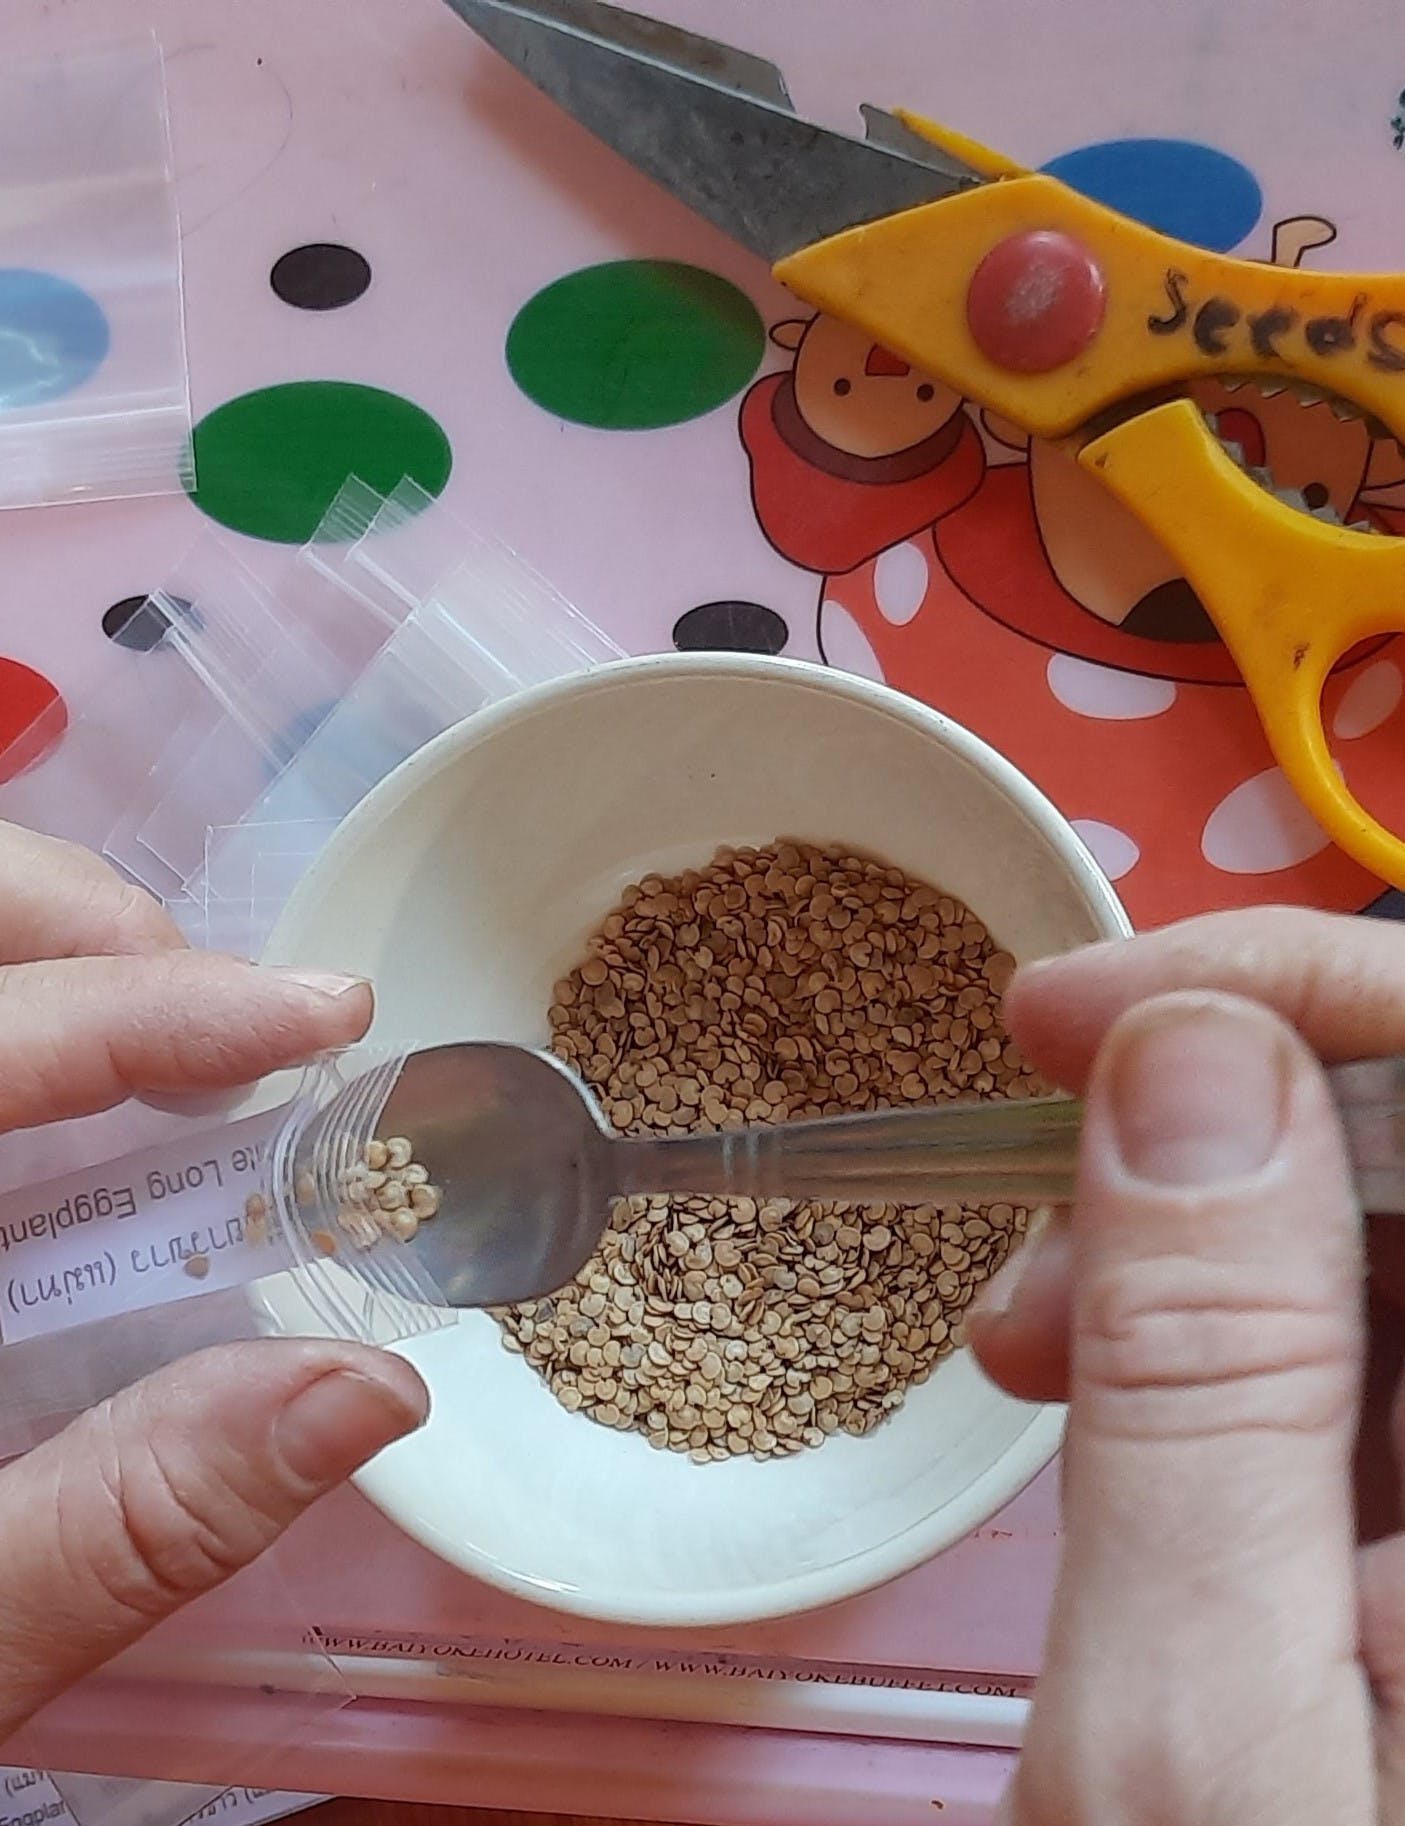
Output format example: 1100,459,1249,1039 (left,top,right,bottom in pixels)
0,823,184,963
0,952,373,1130
1007,905,1405,1094
1009,992,1373,1826
970,1215,1405,1436
972,1198,1405,1421
0,1339,426,1735
967,1213,1071,1403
